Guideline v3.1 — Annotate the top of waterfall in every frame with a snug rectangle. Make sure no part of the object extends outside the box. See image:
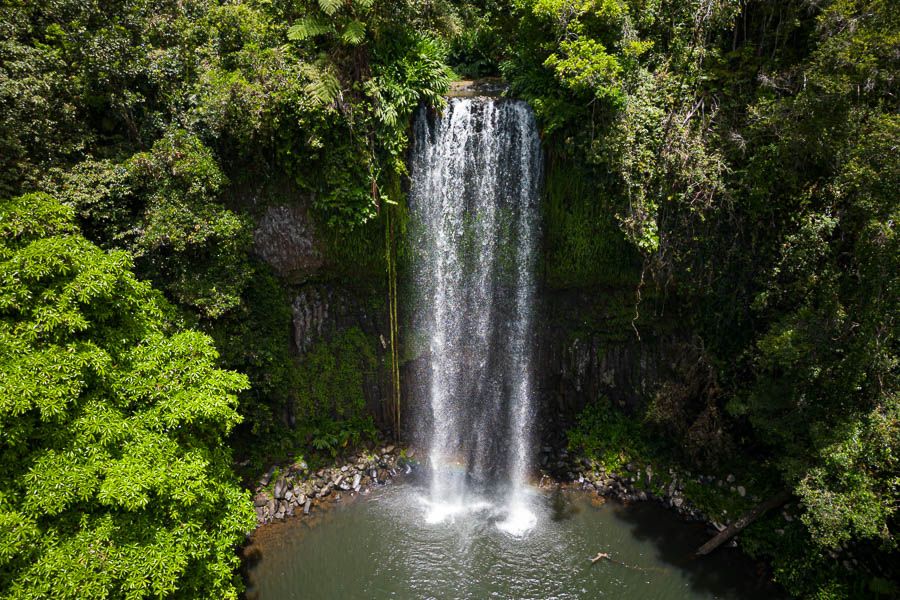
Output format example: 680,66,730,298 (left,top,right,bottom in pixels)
447,78,508,98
